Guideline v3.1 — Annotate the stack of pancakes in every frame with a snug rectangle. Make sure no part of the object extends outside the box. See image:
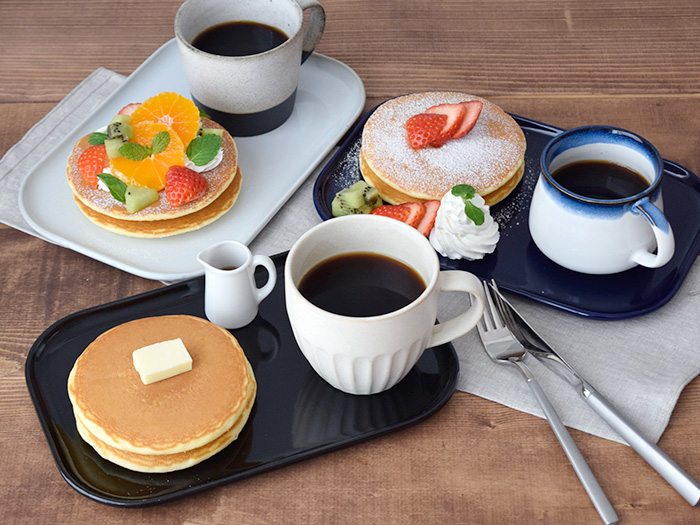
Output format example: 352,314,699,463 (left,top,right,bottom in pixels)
360,92,527,206
66,118,241,238
67,315,256,473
